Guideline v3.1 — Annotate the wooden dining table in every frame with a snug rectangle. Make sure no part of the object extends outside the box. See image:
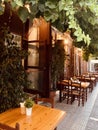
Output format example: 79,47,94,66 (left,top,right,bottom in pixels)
0,104,66,130
58,79,90,103
76,76,96,91
62,79,90,88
